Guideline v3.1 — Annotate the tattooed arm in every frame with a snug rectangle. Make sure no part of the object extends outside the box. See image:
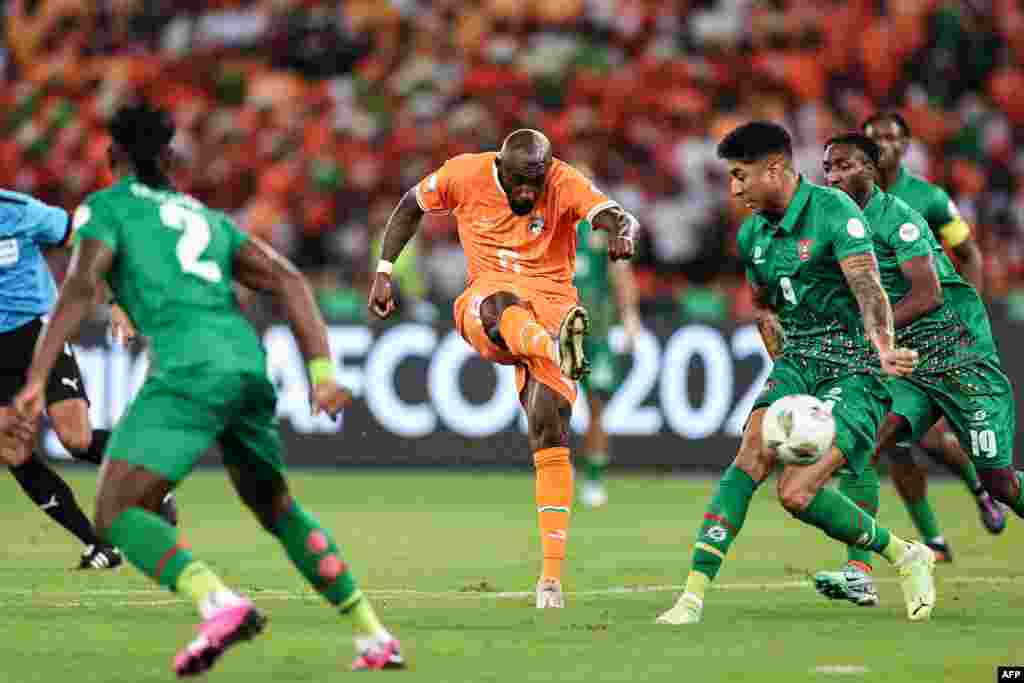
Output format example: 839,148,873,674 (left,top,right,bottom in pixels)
751,284,784,360
839,252,917,376
757,312,785,361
